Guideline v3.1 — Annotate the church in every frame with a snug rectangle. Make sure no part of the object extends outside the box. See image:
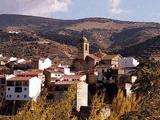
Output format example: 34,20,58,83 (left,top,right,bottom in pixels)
72,36,122,84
